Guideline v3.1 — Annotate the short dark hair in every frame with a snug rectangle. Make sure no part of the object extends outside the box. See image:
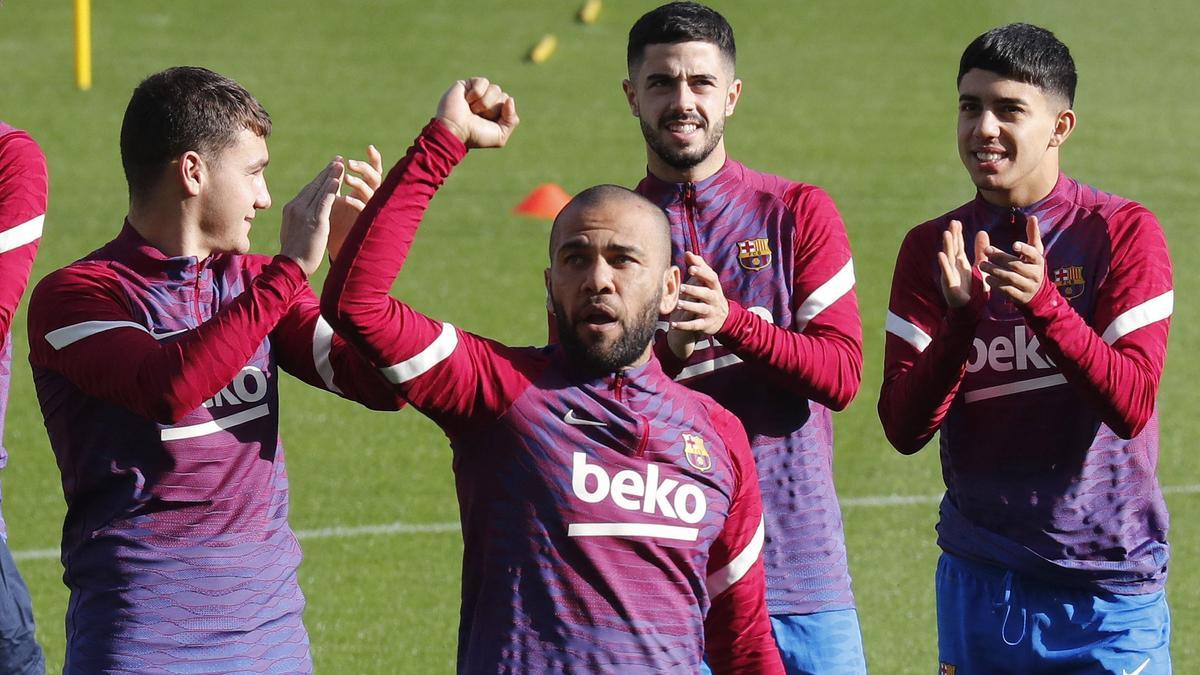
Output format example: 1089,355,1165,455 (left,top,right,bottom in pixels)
549,184,671,265
120,66,272,199
627,2,735,72
958,23,1077,106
